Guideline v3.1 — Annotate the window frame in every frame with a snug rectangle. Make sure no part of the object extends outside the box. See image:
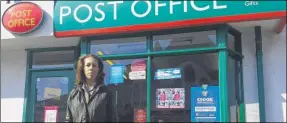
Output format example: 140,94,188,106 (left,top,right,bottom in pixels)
22,46,79,122
82,24,245,122
23,24,245,122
